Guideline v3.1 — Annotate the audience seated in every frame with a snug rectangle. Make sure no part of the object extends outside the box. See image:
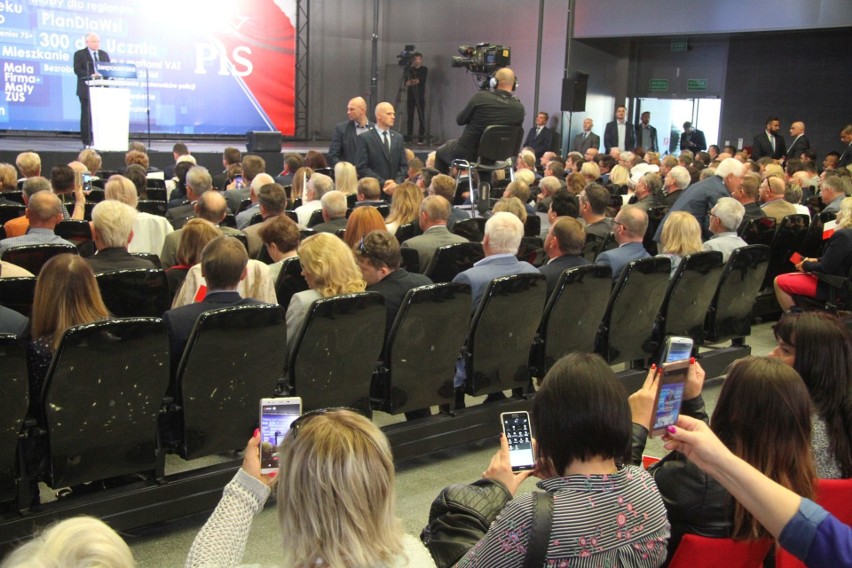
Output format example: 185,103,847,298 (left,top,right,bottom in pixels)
491,196,527,224
0,191,75,255
703,197,748,262
235,173,276,229
502,180,534,217
539,216,589,297
579,183,615,238
166,166,215,230
285,232,366,351
401,195,468,272
163,235,268,371
225,154,265,214
595,204,650,281
311,190,348,234
15,151,41,181
103,172,175,256
288,166,313,204
428,173,469,229
295,173,333,227
384,182,422,235
0,163,20,203
769,311,852,478
355,230,432,338
244,182,291,257
426,353,669,566
186,410,435,566
661,165,690,208
165,219,222,300
49,165,85,221
759,176,798,222
333,161,357,196
630,357,816,560
4,176,49,240
172,253,276,309
354,177,385,208
28,254,110,401
160,191,243,269
733,172,766,223
258,215,301,282
820,175,851,215
657,211,703,277
774,196,852,311
85,200,156,274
